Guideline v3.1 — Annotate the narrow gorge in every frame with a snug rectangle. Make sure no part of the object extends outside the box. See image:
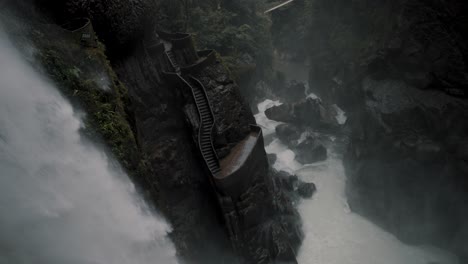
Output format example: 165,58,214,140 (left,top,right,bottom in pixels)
0,0,467,264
